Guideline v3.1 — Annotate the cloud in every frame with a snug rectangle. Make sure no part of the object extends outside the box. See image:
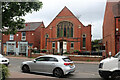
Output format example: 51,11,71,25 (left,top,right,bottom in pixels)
22,0,106,40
